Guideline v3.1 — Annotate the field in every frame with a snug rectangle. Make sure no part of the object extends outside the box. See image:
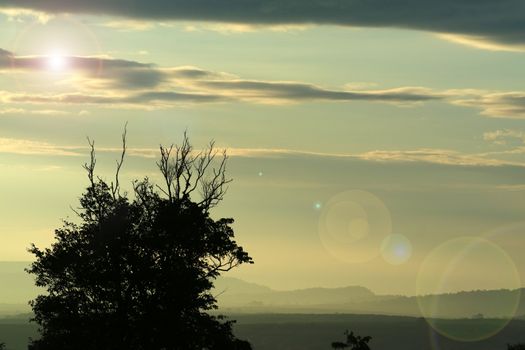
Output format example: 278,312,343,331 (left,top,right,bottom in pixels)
232,314,525,350
2,314,525,350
